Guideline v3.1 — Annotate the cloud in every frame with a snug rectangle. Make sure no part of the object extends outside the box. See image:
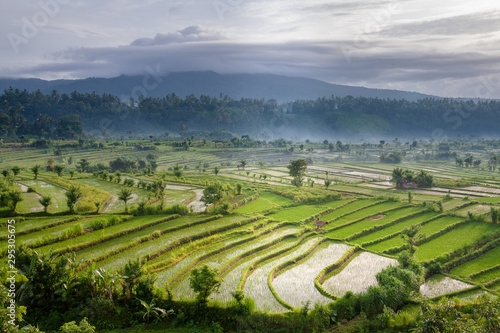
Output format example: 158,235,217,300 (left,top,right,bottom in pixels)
130,26,226,46
379,11,500,36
